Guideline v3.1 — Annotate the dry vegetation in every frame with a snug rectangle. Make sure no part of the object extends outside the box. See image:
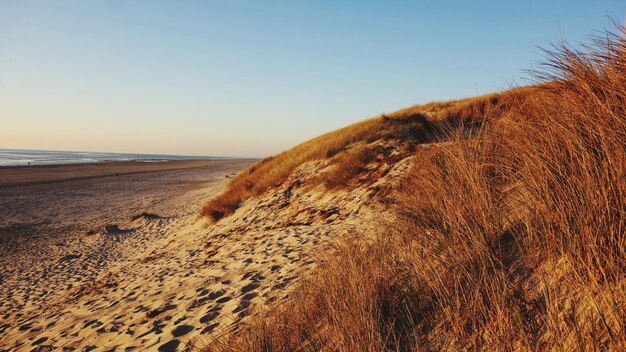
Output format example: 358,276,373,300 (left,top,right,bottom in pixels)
320,145,379,189
205,29,625,350
201,112,434,221
202,83,525,222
